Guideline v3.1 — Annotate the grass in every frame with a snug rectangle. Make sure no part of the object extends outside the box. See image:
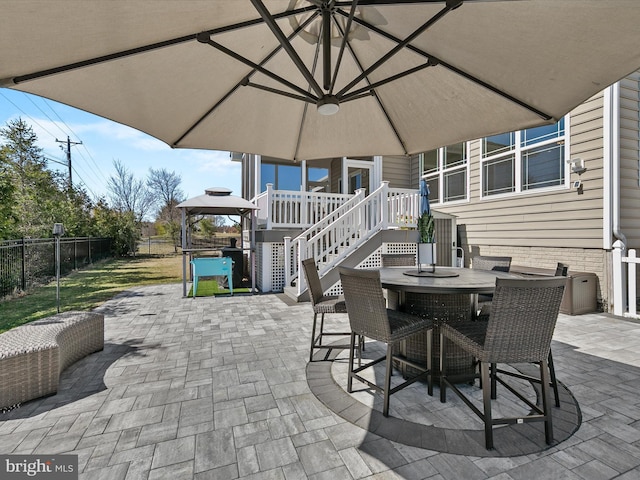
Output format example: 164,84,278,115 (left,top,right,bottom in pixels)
0,254,183,333
188,279,251,297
